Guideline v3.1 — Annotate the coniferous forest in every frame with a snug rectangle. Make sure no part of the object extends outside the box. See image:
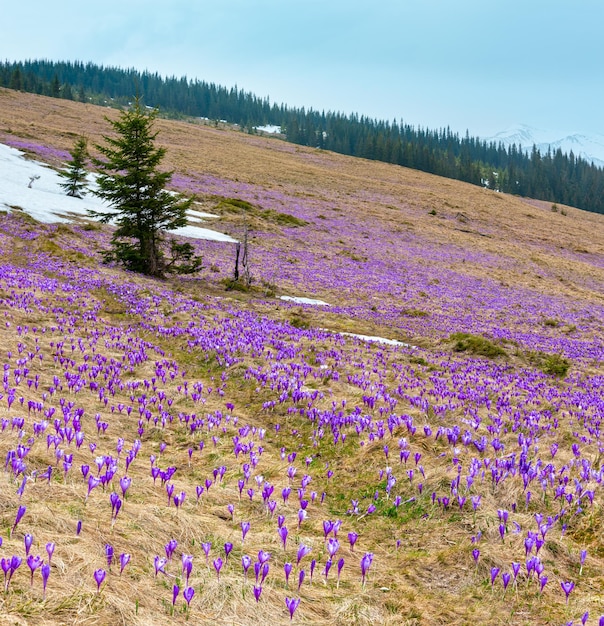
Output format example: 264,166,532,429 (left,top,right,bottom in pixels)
2,59,603,214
